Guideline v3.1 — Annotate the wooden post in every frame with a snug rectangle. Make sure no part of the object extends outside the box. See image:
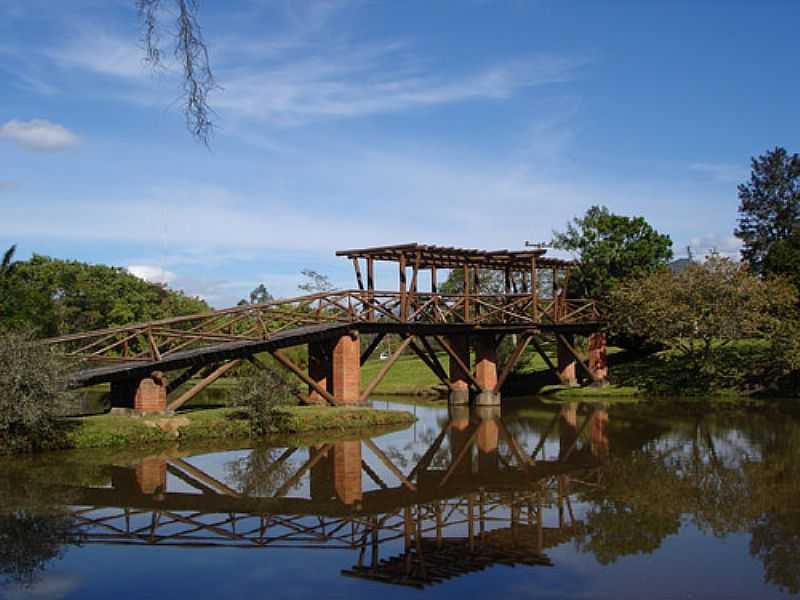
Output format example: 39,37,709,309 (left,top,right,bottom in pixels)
399,254,407,322
463,265,471,322
367,257,375,322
